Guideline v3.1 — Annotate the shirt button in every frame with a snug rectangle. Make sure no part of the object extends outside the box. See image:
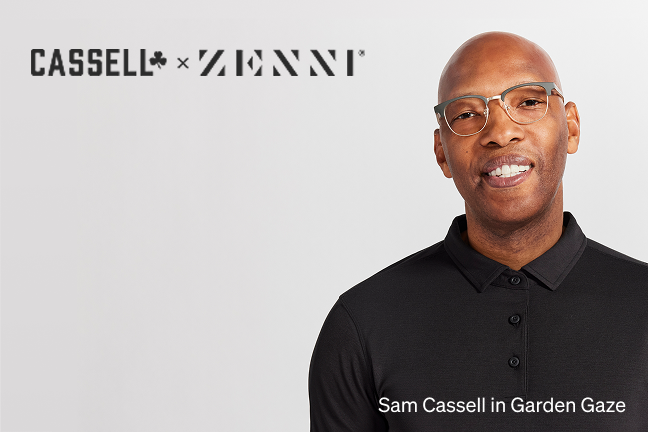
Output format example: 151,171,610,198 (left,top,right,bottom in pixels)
508,356,520,368
509,276,521,285
509,314,521,325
